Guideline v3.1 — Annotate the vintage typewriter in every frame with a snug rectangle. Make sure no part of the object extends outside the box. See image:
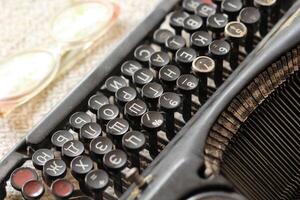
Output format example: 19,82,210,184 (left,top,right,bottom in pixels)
1,0,299,199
